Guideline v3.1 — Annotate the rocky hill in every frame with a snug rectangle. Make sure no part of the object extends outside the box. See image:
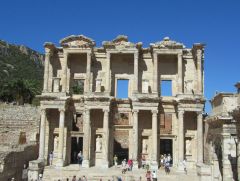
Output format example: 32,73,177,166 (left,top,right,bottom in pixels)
0,40,44,104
